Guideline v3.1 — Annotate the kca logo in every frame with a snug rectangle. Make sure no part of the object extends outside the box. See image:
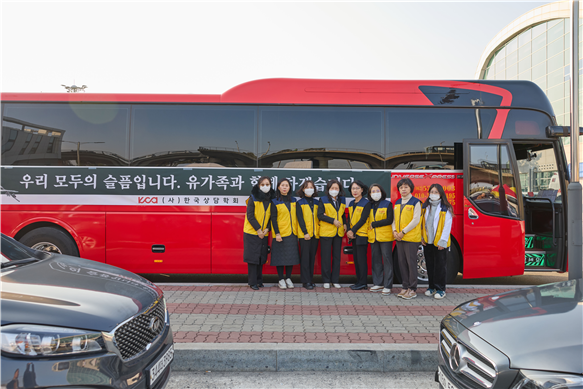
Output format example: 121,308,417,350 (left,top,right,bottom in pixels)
138,197,158,204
